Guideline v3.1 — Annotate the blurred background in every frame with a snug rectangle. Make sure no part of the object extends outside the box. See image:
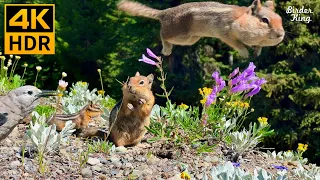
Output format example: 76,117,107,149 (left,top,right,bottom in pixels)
0,0,319,164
